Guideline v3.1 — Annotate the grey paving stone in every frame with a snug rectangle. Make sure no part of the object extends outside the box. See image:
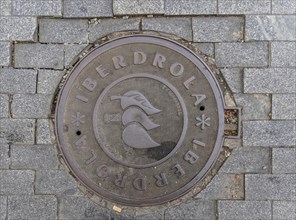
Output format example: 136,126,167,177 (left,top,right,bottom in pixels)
234,94,271,120
136,211,163,220
37,69,64,94
40,19,88,43
218,201,272,220
0,170,34,195
11,145,58,169
12,0,62,16
59,197,109,220
218,0,271,14
223,138,242,149
215,42,268,67
246,15,296,41
0,42,10,66
245,174,296,200
63,0,112,17
11,94,53,118
0,196,7,220
114,0,164,15
272,94,296,119
0,119,35,144
193,43,214,57
193,17,243,42
220,68,243,93
7,195,57,220
272,148,296,174
0,68,37,94
244,68,296,93
0,0,11,16
142,18,192,41
165,0,216,15
243,120,296,147
0,16,36,41
271,42,296,67
14,43,64,69
273,201,296,220
0,94,9,118
165,200,216,220
272,0,296,14
65,44,87,67
195,174,244,199
36,119,53,144
88,18,140,42
0,144,9,169
220,147,270,173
